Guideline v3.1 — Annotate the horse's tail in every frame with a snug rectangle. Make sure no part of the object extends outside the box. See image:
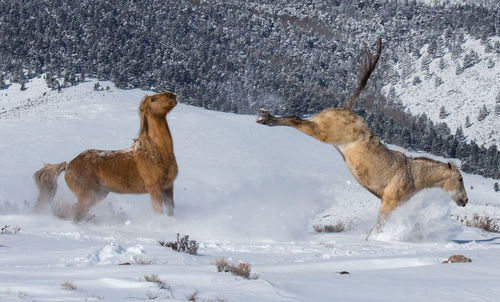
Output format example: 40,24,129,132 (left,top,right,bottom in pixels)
33,162,68,210
343,36,382,110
